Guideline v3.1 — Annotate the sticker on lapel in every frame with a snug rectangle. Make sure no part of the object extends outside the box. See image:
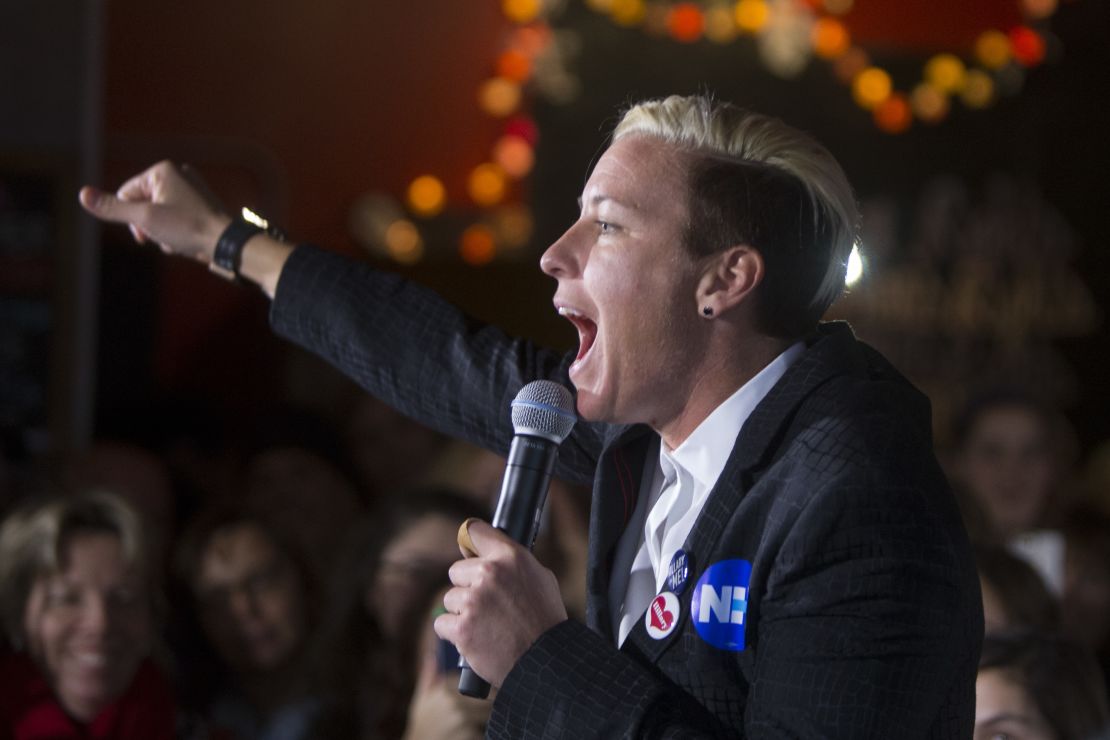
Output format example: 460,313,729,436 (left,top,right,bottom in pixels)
691,559,752,651
644,592,680,640
666,549,692,595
